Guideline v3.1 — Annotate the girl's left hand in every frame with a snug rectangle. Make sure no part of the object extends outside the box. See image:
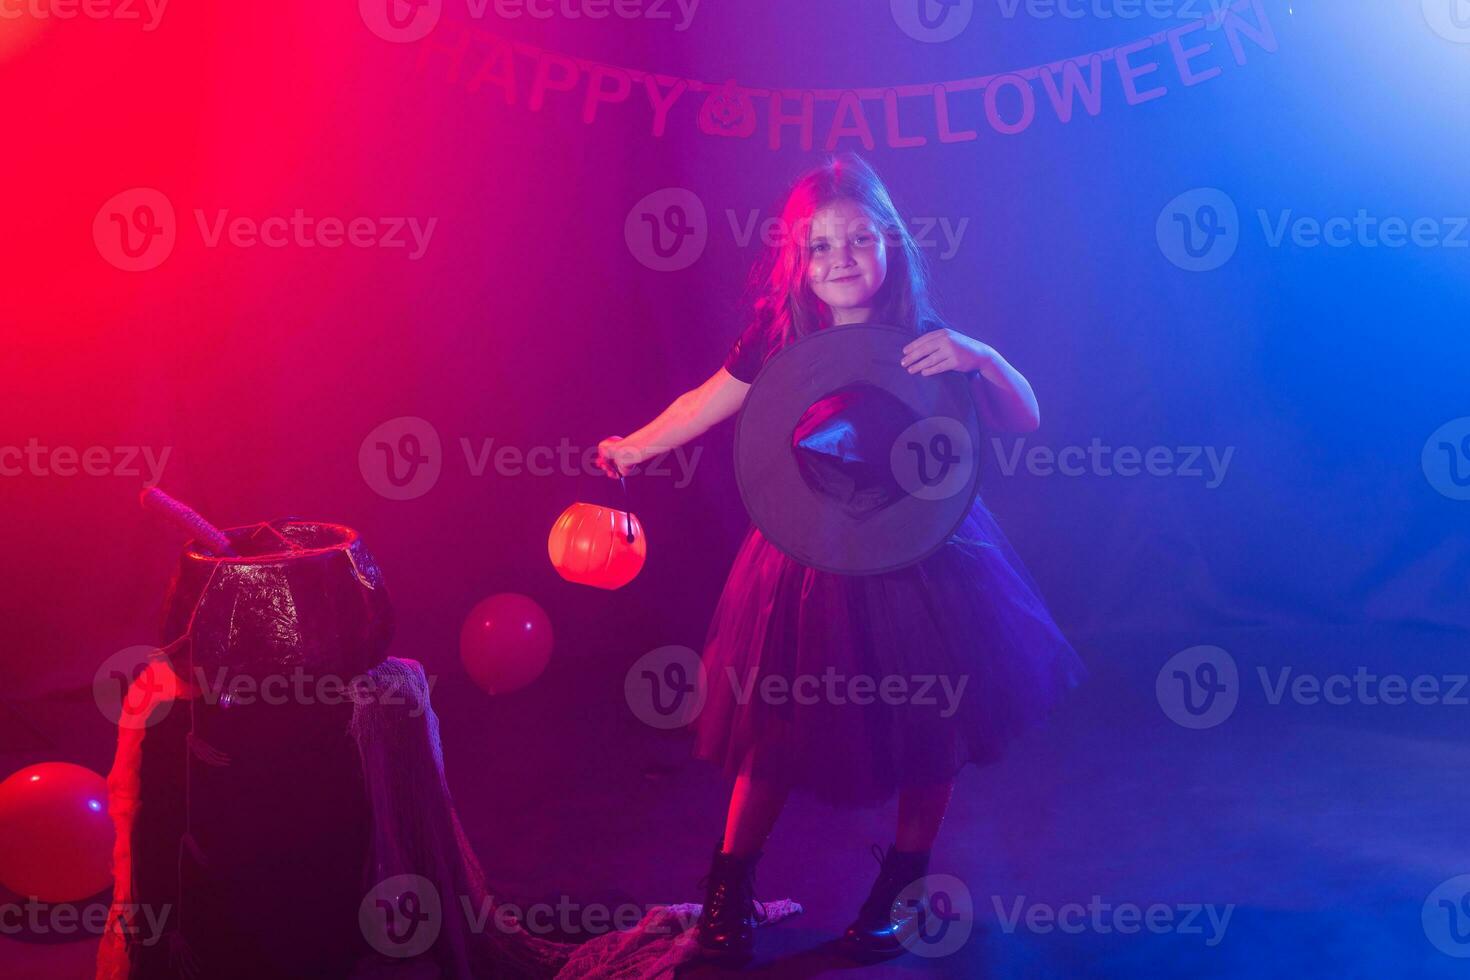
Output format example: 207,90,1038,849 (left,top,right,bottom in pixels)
901,328,995,377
